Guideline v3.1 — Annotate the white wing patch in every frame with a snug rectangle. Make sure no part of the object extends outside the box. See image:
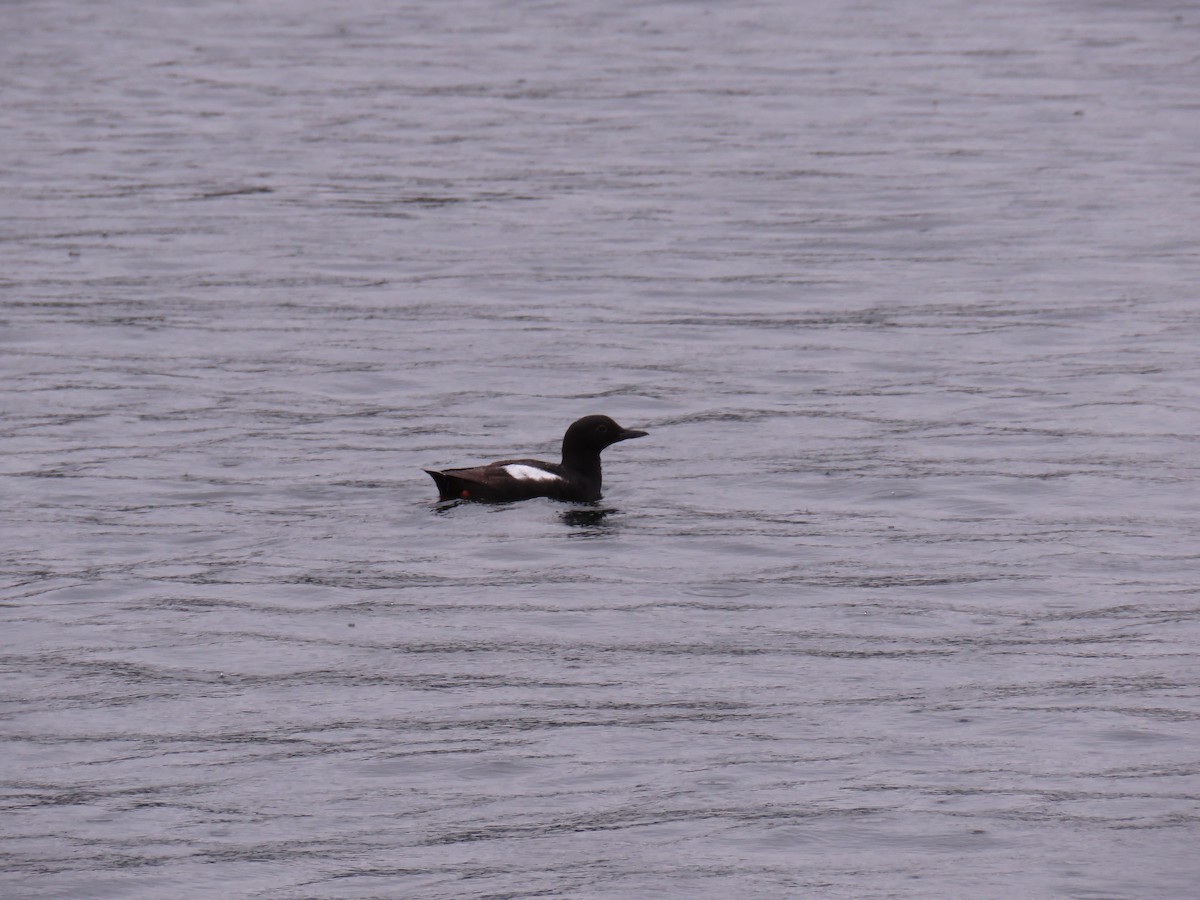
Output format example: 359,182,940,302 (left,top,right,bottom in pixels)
502,464,563,483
